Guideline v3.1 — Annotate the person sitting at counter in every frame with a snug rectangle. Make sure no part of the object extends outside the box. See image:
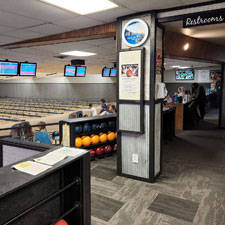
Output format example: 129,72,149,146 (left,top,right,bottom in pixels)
192,83,206,119
35,121,52,144
100,104,116,115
